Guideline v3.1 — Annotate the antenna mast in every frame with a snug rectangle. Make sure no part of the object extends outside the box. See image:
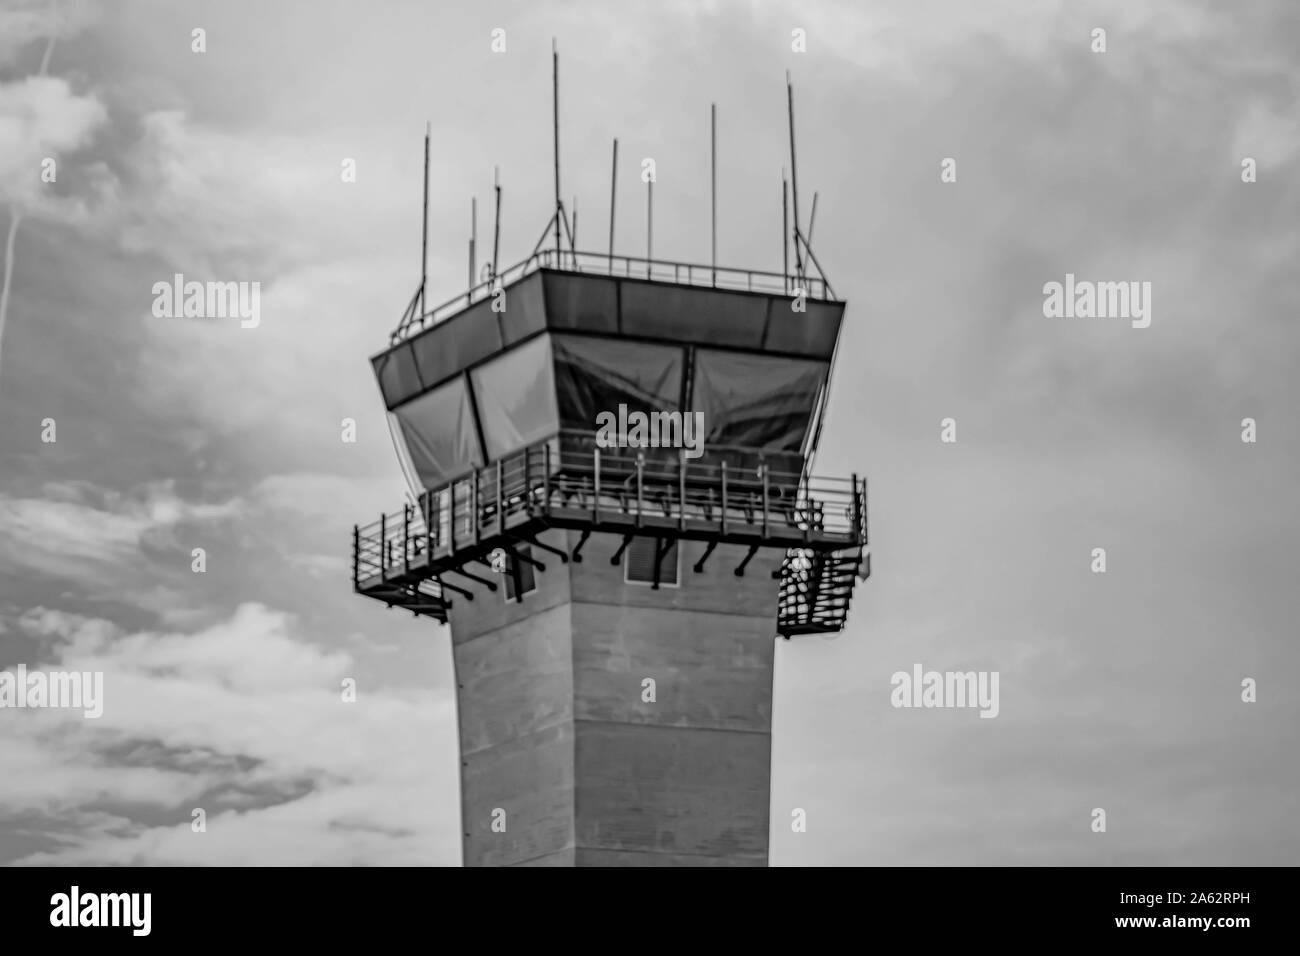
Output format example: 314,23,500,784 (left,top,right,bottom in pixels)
786,72,803,285
608,138,618,270
711,103,717,286
421,122,430,311
552,38,561,261
646,175,653,277
782,168,789,293
469,197,477,289
492,166,501,284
